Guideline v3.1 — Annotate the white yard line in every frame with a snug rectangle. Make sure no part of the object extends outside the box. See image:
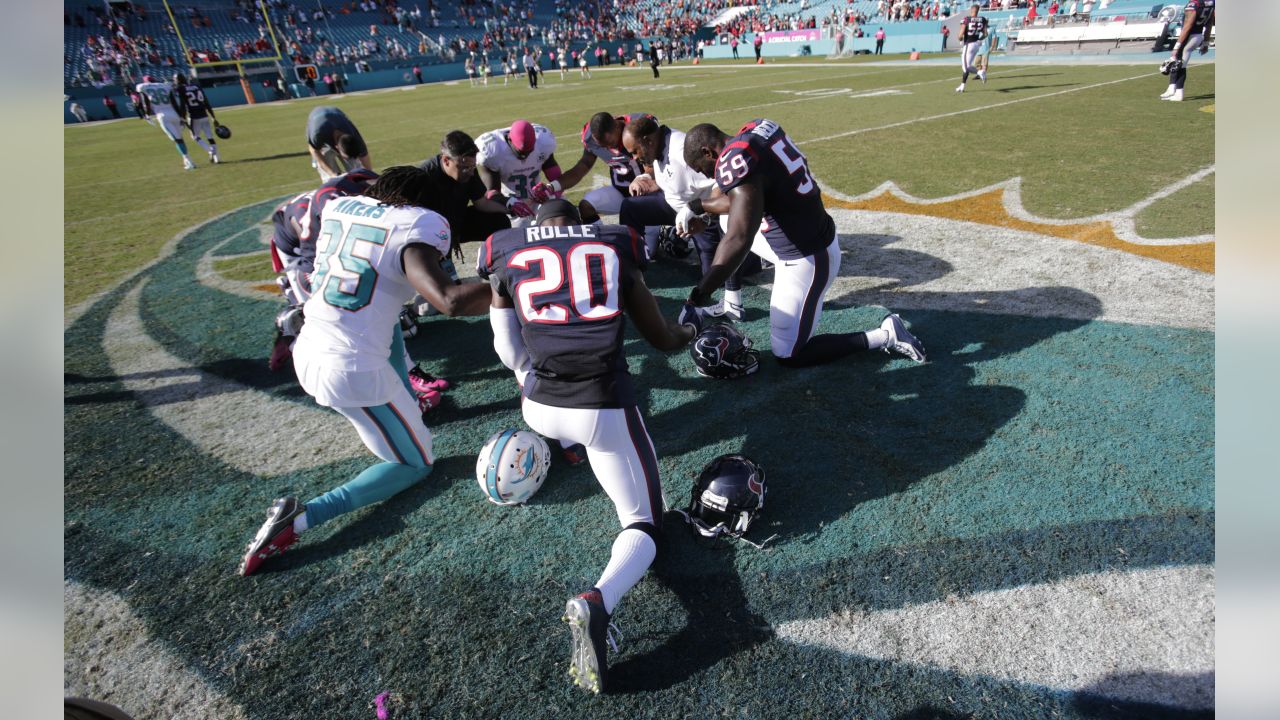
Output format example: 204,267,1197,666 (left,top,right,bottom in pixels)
799,72,1154,145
